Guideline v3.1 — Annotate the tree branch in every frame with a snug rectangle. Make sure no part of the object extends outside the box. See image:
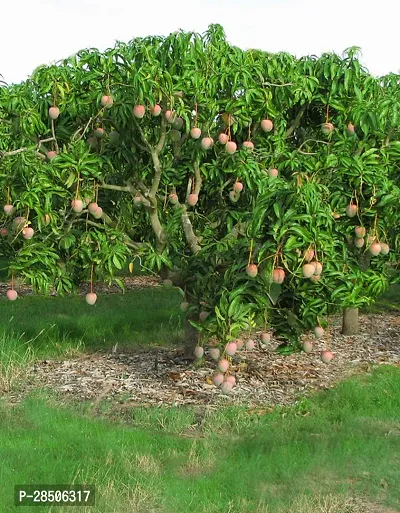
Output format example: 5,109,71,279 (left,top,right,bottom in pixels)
98,182,134,193
179,203,201,254
193,161,202,195
149,150,163,199
155,115,167,154
133,180,150,197
264,82,295,87
72,218,148,251
98,180,151,207
133,118,152,153
0,148,27,158
286,105,307,138
132,136,148,152
145,205,167,252
75,116,93,142
297,138,330,154
51,119,59,153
